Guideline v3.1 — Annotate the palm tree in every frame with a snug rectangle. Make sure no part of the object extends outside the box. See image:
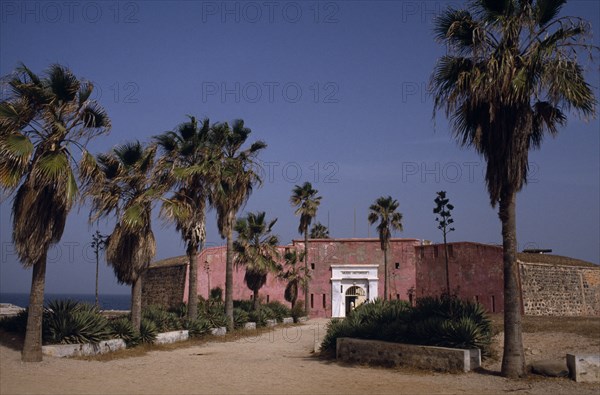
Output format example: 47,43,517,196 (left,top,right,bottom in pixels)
210,120,266,329
290,182,321,314
0,63,110,362
279,249,307,309
309,222,330,239
155,116,213,321
368,196,403,301
91,230,108,308
431,0,596,378
83,141,161,331
233,211,280,310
